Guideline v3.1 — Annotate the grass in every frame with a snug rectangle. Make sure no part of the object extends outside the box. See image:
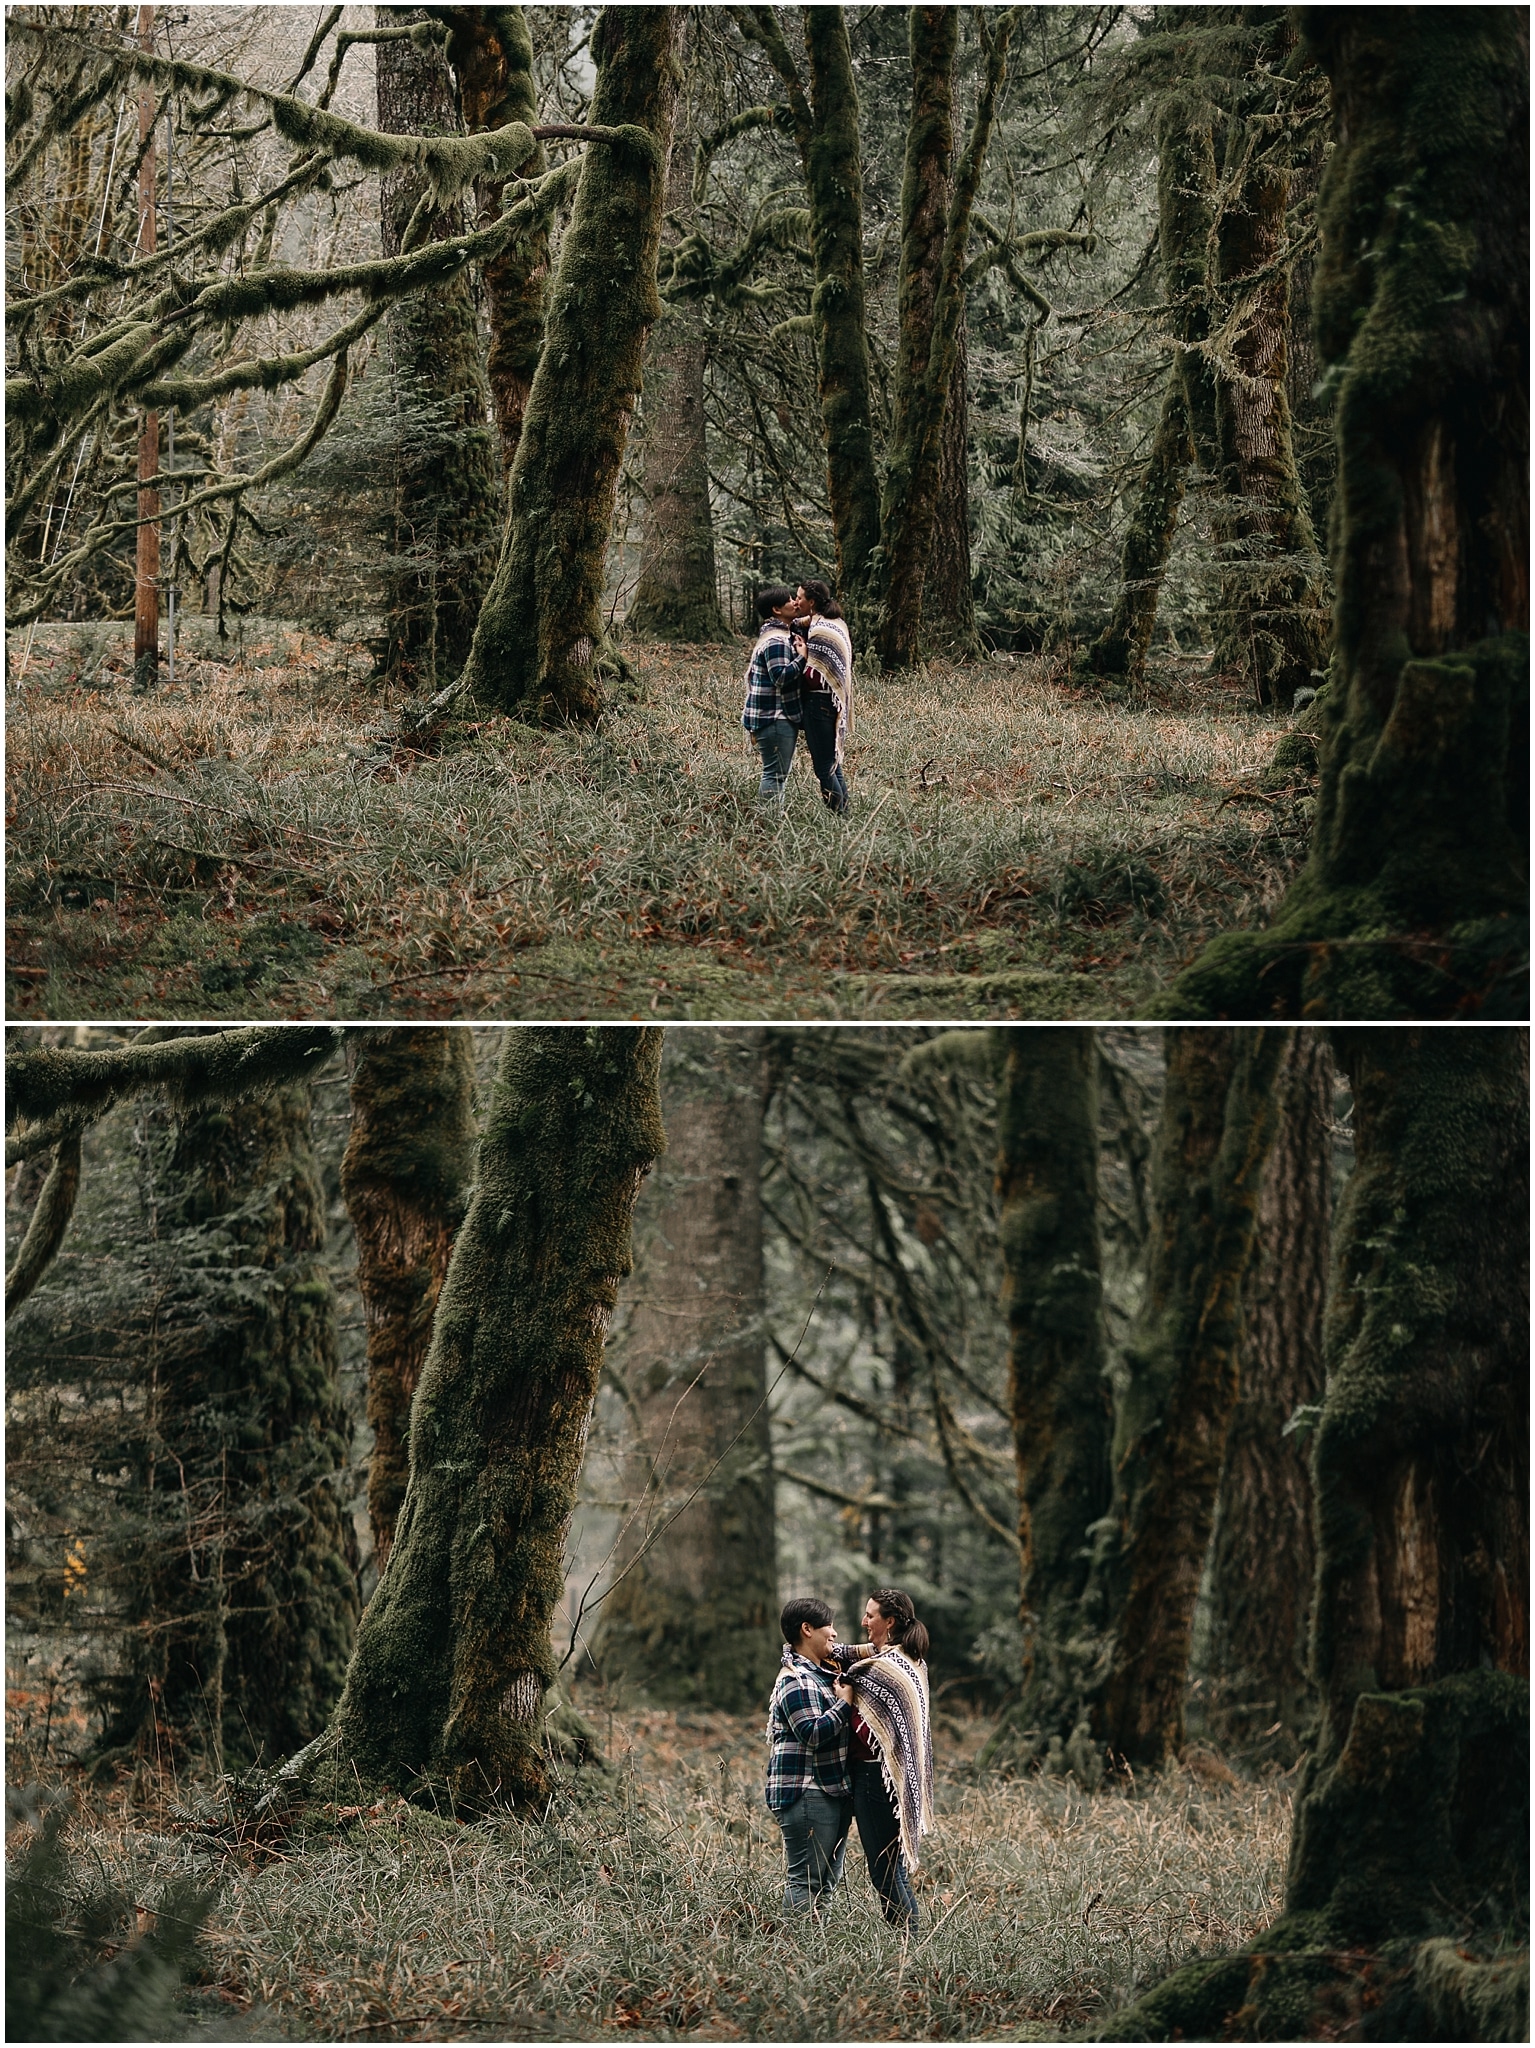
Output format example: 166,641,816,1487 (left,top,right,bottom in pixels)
5,622,1310,1021
12,1707,1293,2041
